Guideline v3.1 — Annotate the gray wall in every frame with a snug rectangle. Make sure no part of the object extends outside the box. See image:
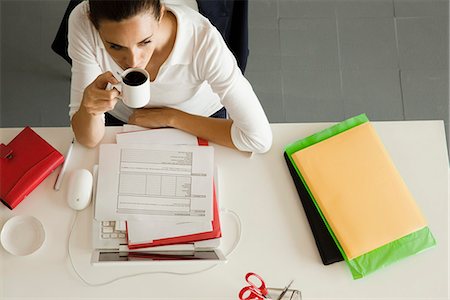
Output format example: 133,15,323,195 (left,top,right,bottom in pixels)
1,0,449,149
1,0,71,127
